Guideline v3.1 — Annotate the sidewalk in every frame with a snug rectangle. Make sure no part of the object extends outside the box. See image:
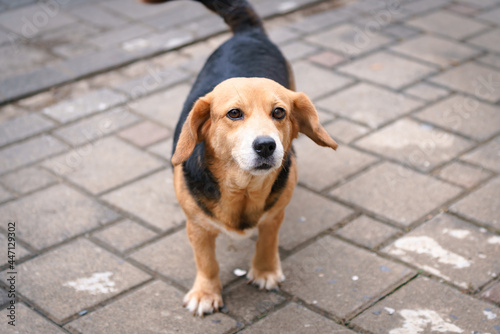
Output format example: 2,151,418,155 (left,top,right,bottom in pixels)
0,0,499,333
